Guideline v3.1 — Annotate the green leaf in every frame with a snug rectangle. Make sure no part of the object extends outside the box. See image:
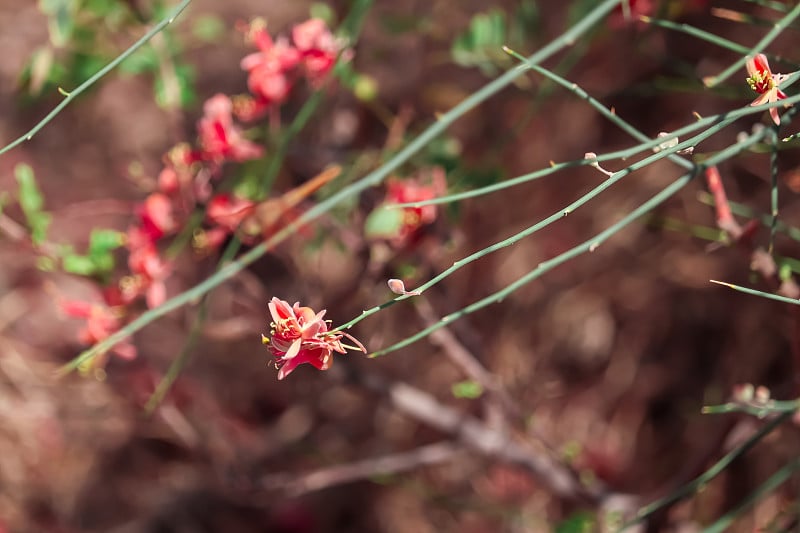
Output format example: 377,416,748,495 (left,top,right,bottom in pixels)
555,511,595,533
15,163,51,246
154,63,196,109
88,229,125,257
192,15,225,42
119,45,159,75
451,9,509,75
451,380,484,399
39,0,76,47
364,205,404,240
310,3,337,26
62,254,98,276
